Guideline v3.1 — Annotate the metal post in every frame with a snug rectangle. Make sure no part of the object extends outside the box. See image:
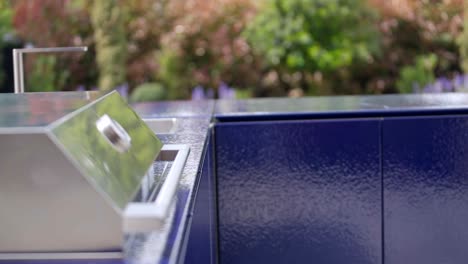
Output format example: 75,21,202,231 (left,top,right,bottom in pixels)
13,50,21,94
18,52,24,93
13,46,88,93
